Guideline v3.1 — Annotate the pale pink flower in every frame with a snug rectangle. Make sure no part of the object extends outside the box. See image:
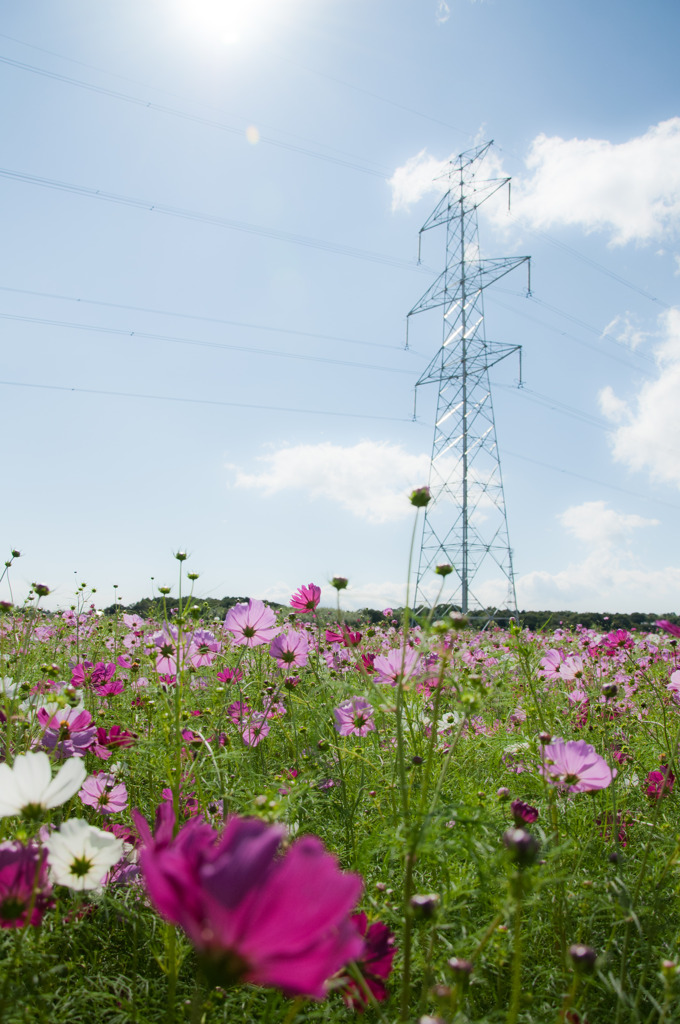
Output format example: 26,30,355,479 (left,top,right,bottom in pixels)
333,697,376,737
269,630,309,669
541,738,615,793
79,773,128,814
373,647,421,686
224,600,280,647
